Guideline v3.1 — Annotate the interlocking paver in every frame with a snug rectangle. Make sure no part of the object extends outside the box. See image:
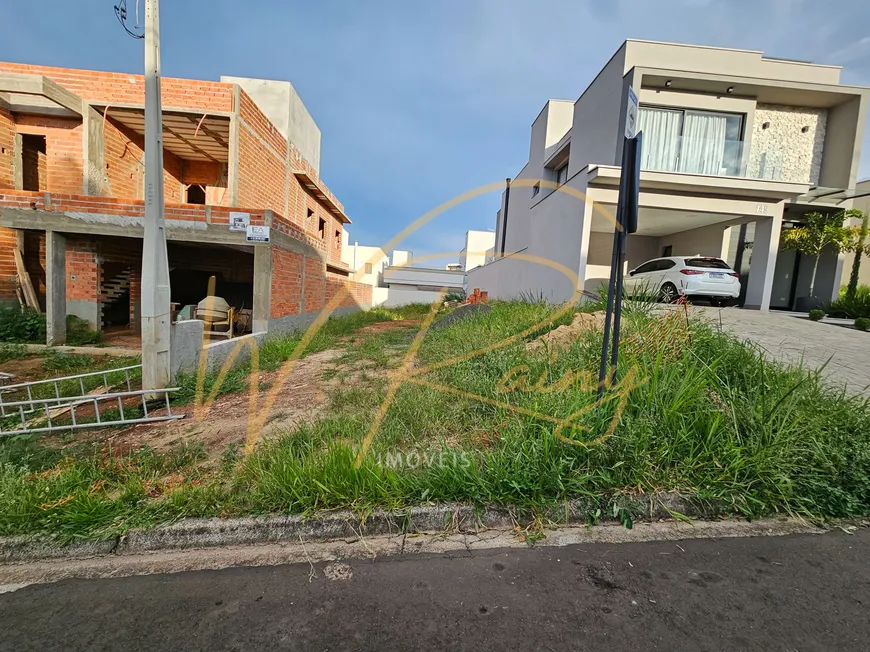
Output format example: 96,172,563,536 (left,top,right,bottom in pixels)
689,307,870,396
